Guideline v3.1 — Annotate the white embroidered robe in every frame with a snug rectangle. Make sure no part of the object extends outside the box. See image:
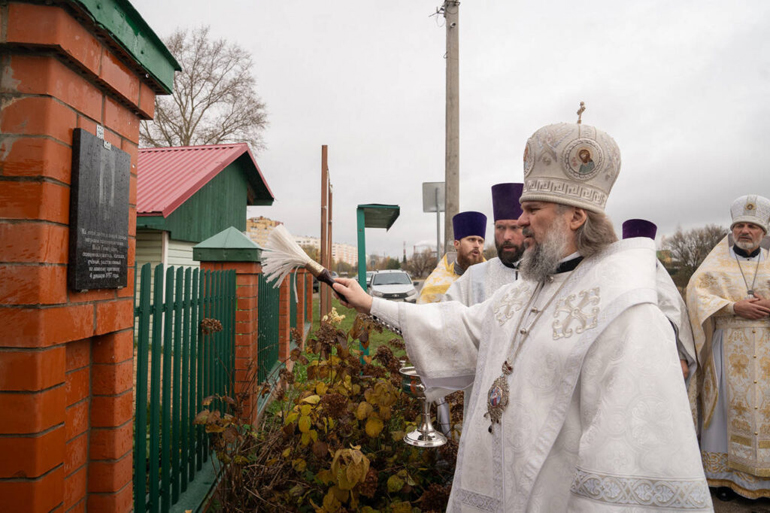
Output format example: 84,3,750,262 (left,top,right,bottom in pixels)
445,257,518,306
372,239,711,511
444,258,519,416
655,263,698,383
